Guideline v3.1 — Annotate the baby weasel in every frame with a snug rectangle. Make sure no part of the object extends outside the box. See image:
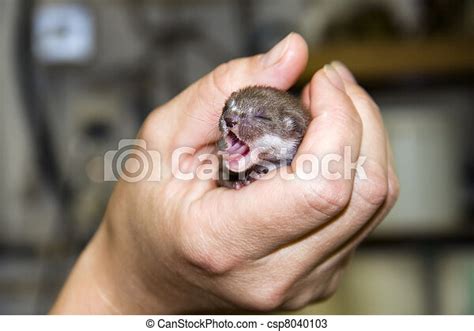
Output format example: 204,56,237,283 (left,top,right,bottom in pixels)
217,86,310,189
